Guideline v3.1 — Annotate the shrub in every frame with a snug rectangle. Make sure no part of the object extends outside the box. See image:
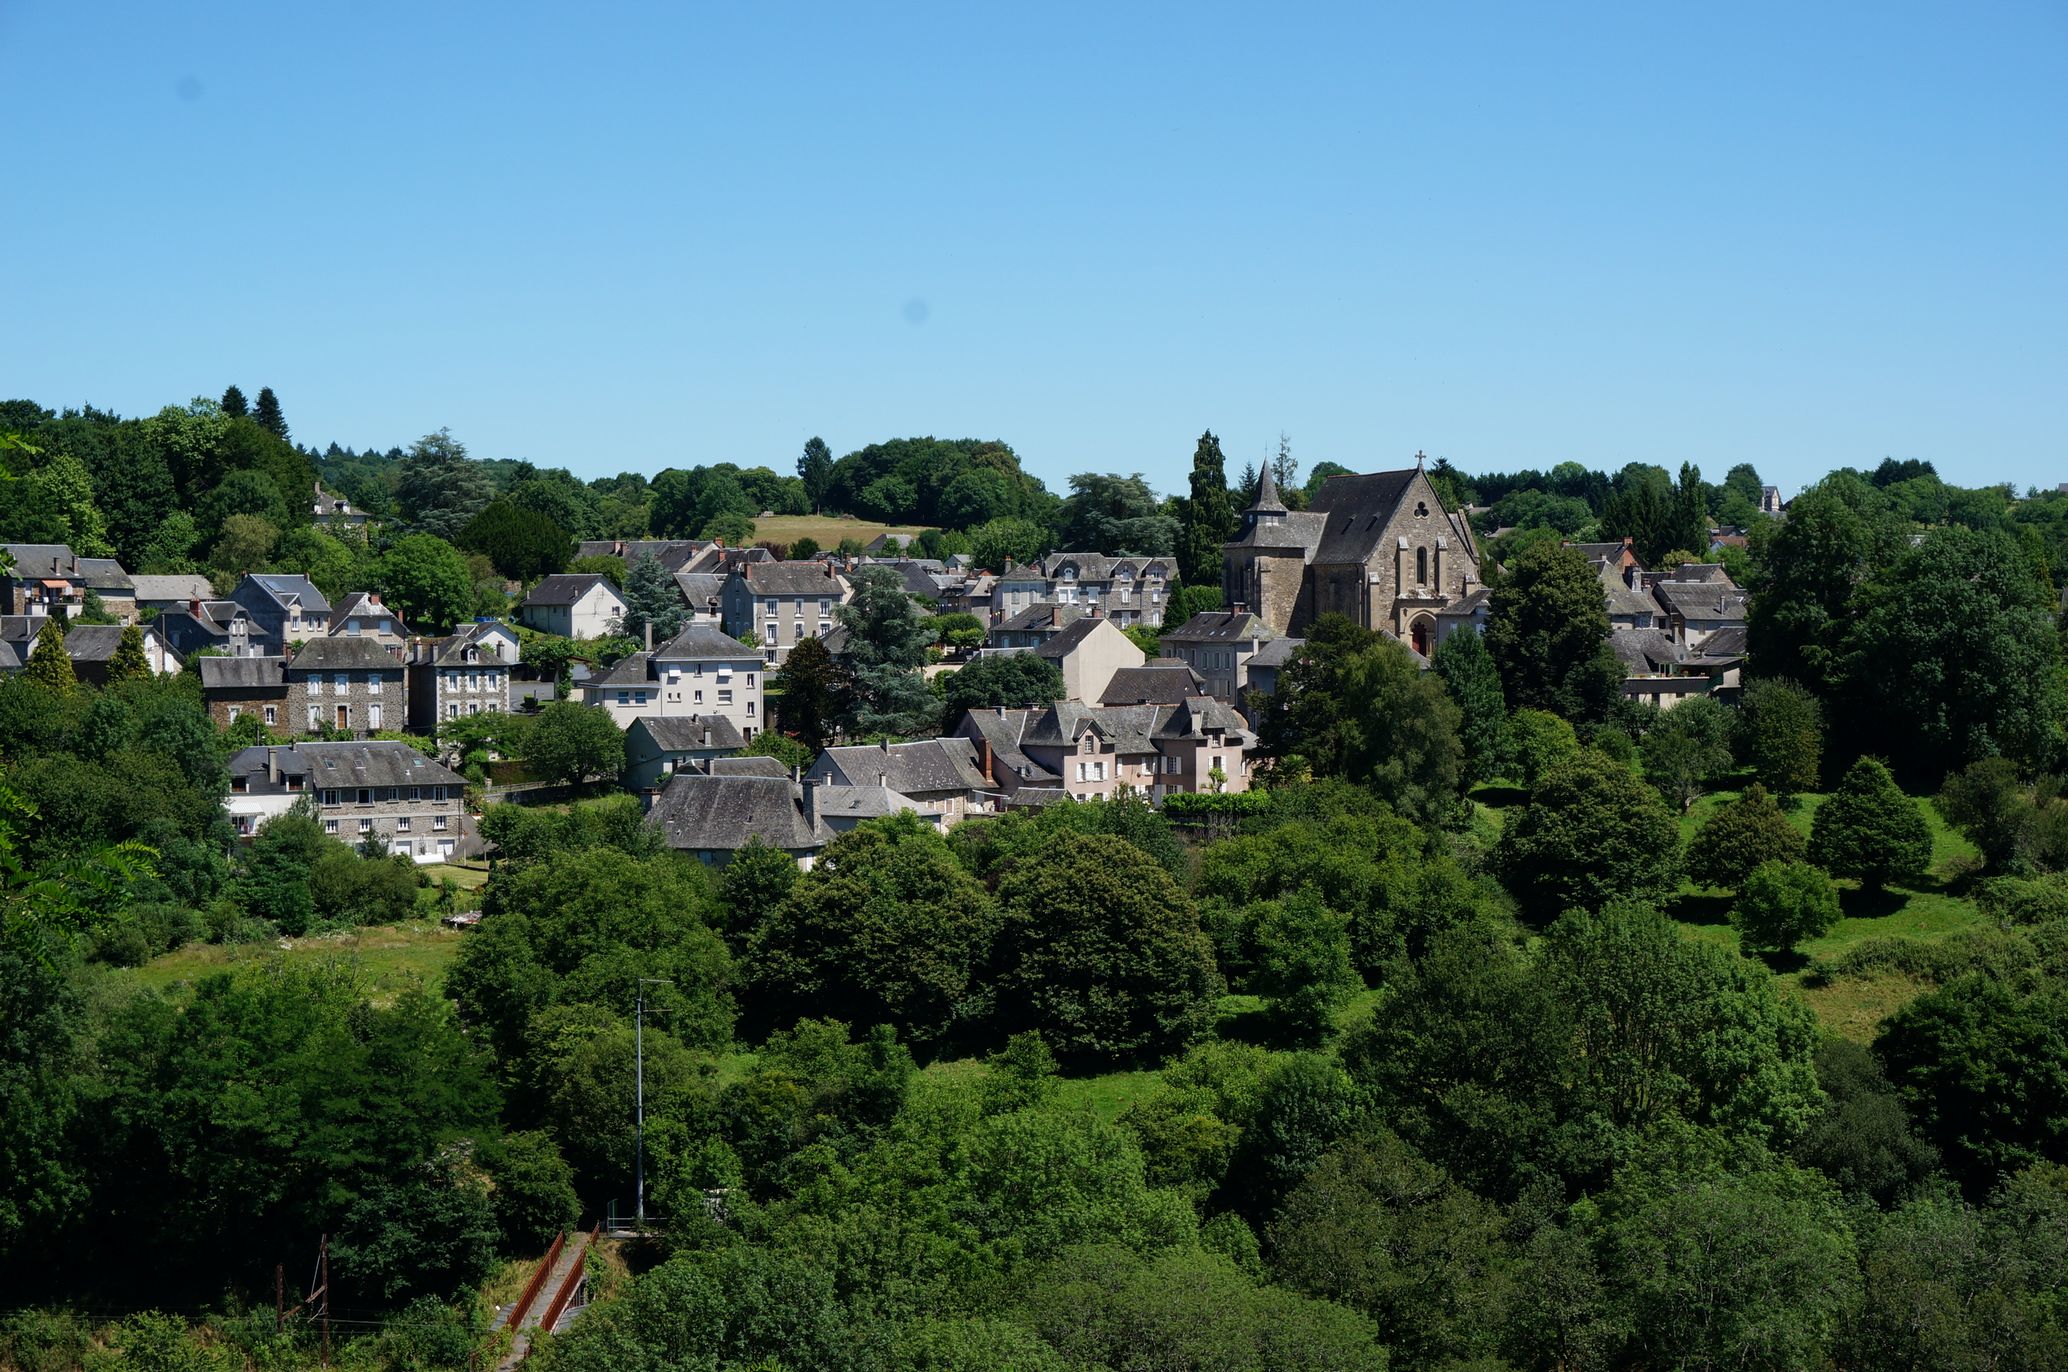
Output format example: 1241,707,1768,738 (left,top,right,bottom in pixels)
1732,860,1841,954
1686,784,1807,889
